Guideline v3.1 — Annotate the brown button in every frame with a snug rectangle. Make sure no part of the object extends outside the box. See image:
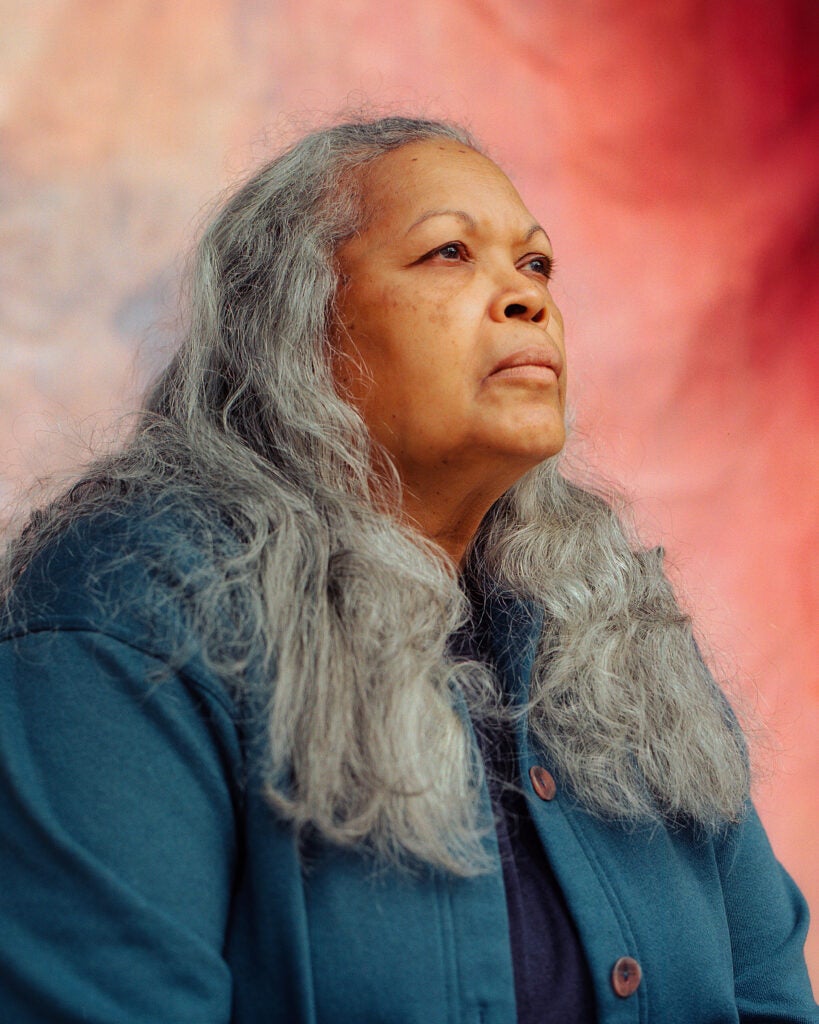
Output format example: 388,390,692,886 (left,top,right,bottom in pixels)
529,765,557,801
611,956,642,997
